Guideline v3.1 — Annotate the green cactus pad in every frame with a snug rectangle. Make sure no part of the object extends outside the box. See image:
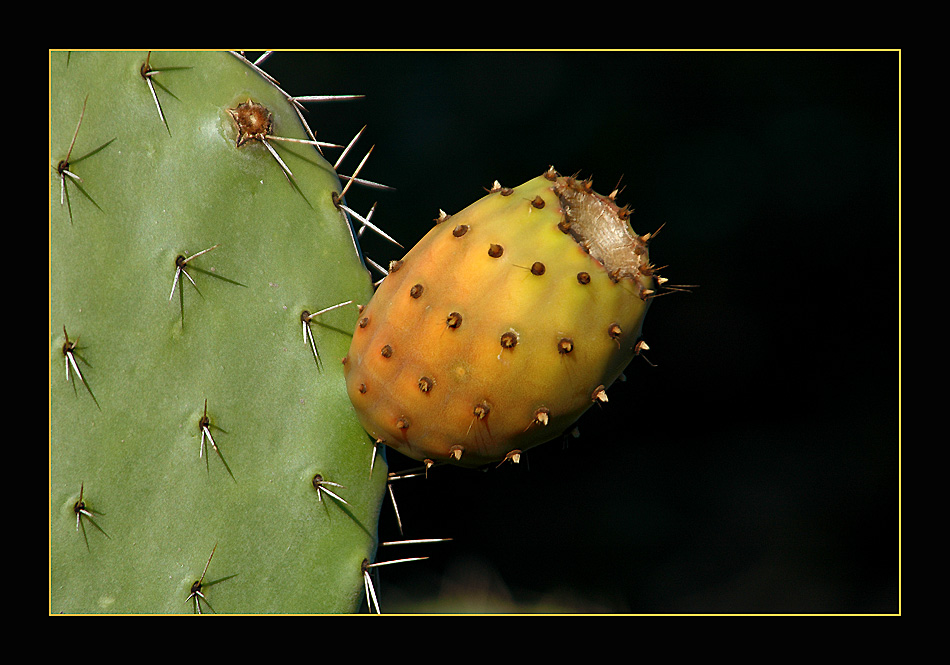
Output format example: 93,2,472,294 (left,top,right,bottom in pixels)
50,51,386,613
